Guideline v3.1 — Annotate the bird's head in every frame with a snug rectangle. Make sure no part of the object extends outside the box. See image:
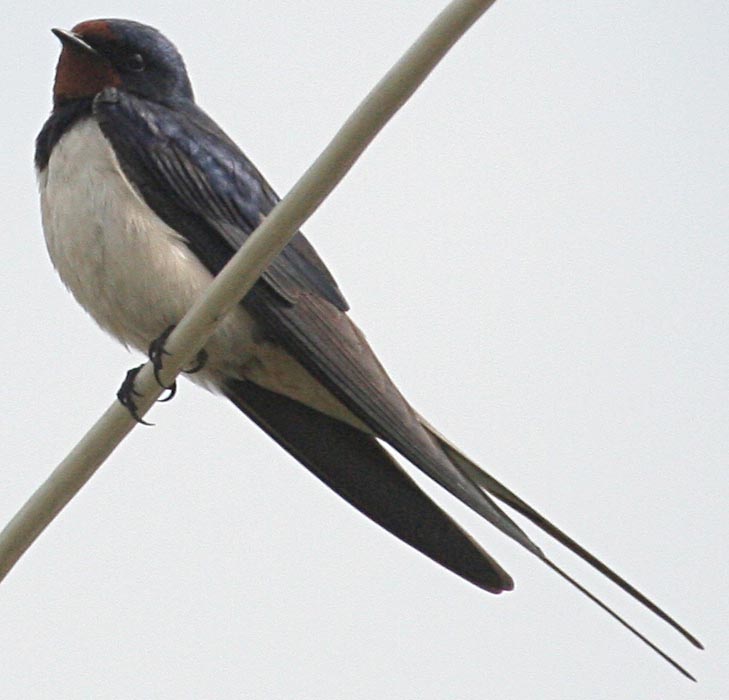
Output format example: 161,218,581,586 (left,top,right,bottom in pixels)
51,19,193,106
